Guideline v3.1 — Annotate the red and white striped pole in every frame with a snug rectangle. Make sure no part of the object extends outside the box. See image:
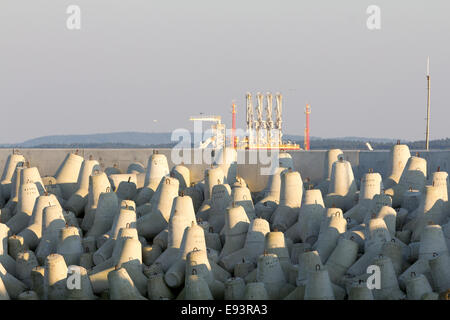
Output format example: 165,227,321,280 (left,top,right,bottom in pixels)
232,102,237,148
304,104,311,150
